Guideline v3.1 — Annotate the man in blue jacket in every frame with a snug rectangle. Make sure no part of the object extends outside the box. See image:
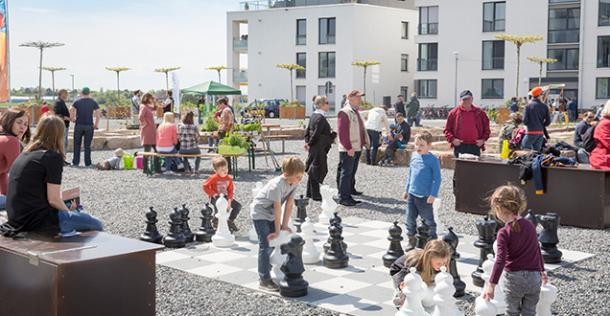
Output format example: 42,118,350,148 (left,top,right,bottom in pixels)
522,87,550,152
